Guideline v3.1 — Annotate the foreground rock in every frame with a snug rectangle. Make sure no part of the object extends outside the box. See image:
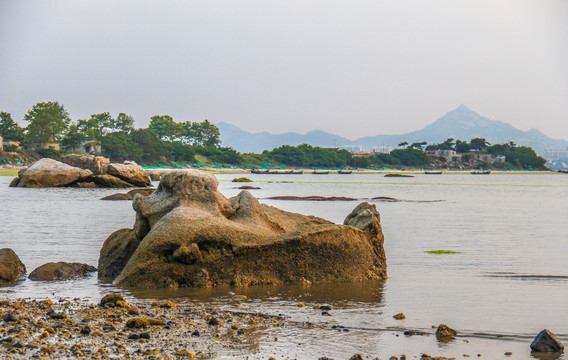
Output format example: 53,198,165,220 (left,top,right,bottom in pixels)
60,154,109,175
530,329,564,353
0,248,26,284
107,161,152,187
12,158,92,188
99,170,387,288
28,262,97,281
